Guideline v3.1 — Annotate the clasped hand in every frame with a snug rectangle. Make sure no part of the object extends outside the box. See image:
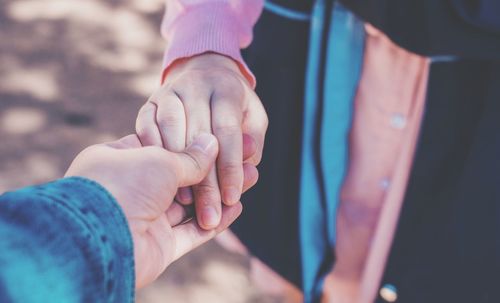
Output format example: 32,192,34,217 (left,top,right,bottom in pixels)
65,133,258,288
66,53,267,289
135,53,268,230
